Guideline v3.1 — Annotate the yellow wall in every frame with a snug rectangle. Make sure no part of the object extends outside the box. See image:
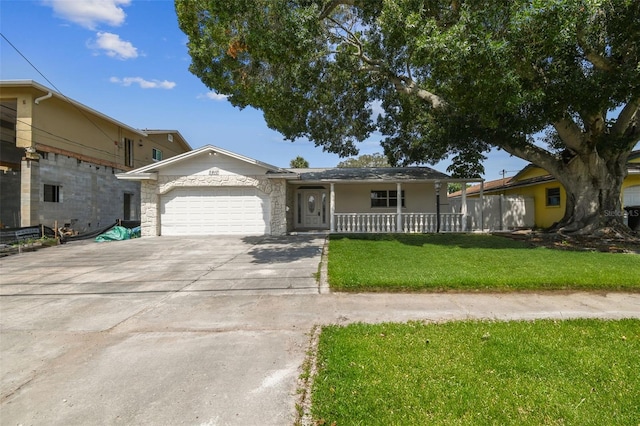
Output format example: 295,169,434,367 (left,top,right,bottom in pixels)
500,183,566,228
1,85,190,171
464,162,639,229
